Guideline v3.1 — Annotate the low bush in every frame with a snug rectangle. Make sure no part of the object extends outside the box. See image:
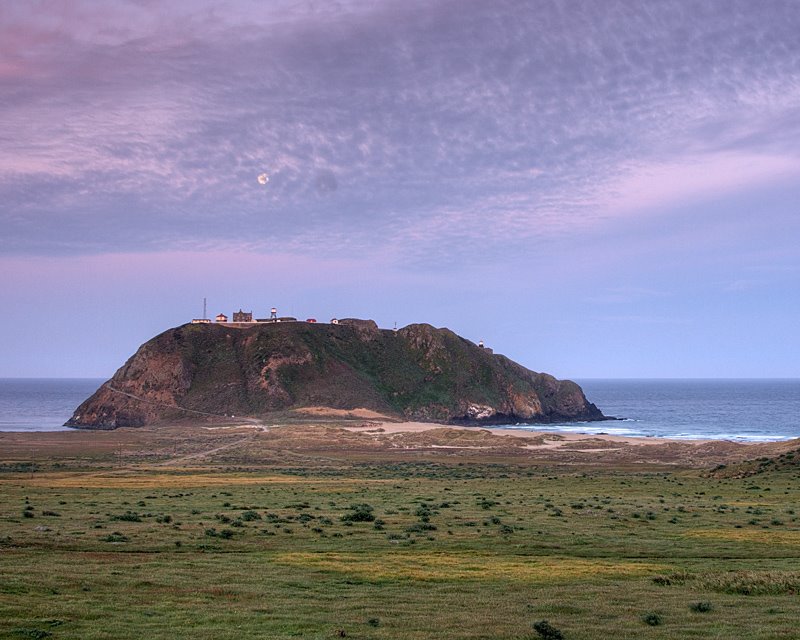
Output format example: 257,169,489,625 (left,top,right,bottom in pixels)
532,619,564,640
110,511,141,522
101,532,129,543
341,504,375,522
642,612,662,626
